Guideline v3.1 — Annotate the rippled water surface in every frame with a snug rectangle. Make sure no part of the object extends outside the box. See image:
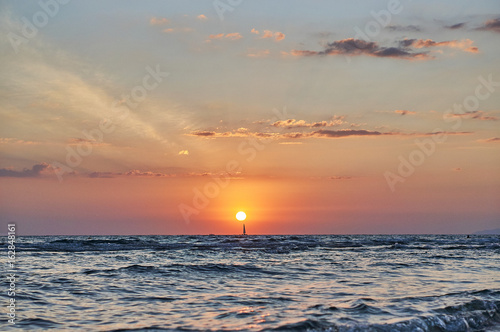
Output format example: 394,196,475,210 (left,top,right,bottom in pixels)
5,235,500,331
